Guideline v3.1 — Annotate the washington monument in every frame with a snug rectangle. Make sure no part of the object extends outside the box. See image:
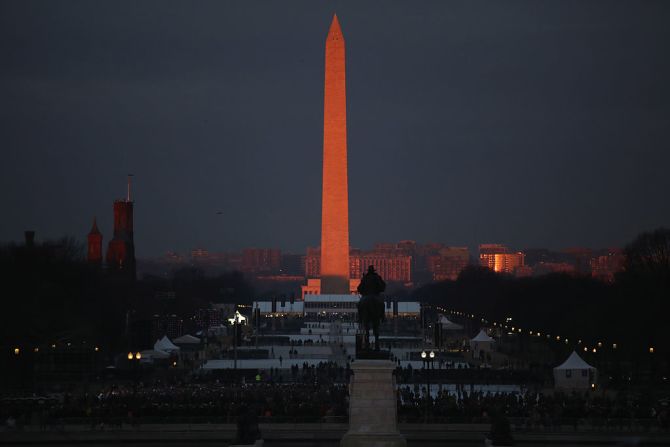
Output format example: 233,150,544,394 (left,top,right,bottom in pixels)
320,14,350,295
